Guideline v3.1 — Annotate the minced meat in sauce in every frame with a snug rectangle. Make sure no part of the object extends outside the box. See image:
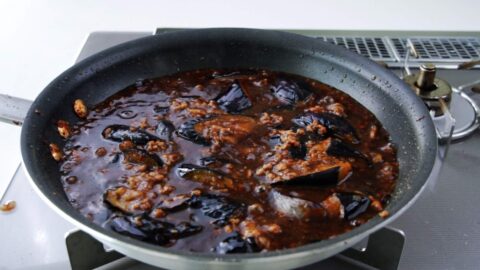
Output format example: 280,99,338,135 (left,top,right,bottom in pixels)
57,69,398,253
